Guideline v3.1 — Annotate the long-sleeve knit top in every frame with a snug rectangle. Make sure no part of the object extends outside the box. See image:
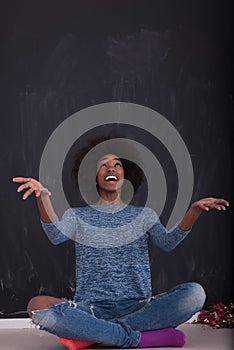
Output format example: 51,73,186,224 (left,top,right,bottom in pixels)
41,204,190,302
